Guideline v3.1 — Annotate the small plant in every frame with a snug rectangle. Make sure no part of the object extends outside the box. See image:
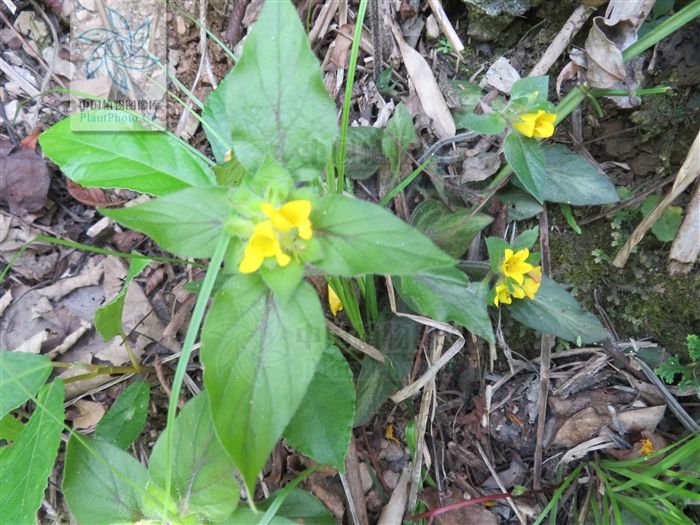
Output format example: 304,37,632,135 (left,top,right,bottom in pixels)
437,38,452,54
656,335,700,397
